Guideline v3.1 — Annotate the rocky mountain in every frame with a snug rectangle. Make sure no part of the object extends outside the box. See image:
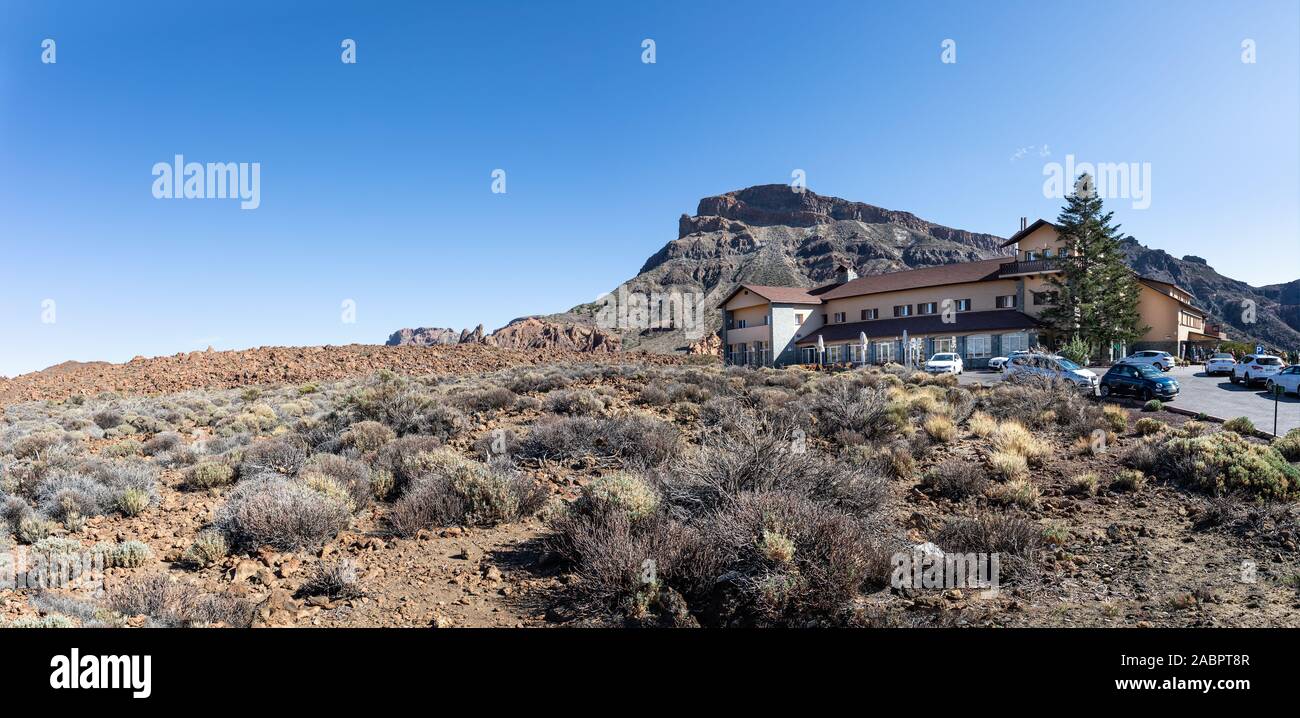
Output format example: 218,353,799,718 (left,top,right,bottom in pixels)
388,184,1299,354
1120,243,1300,350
